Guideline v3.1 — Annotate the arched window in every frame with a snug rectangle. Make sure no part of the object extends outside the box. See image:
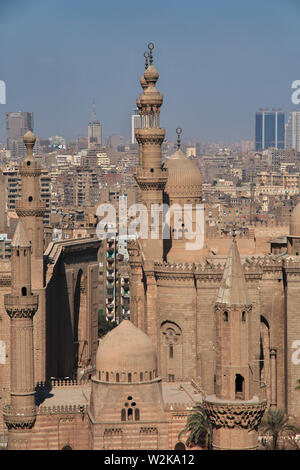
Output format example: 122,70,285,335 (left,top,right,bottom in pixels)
223,311,228,322
169,344,173,358
128,373,132,383
21,286,27,296
174,442,186,450
105,372,109,382
116,373,120,383
17,250,19,256
235,374,245,399
128,408,133,420
149,371,152,380
140,372,143,382
242,311,246,322
135,408,140,421
121,409,126,421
